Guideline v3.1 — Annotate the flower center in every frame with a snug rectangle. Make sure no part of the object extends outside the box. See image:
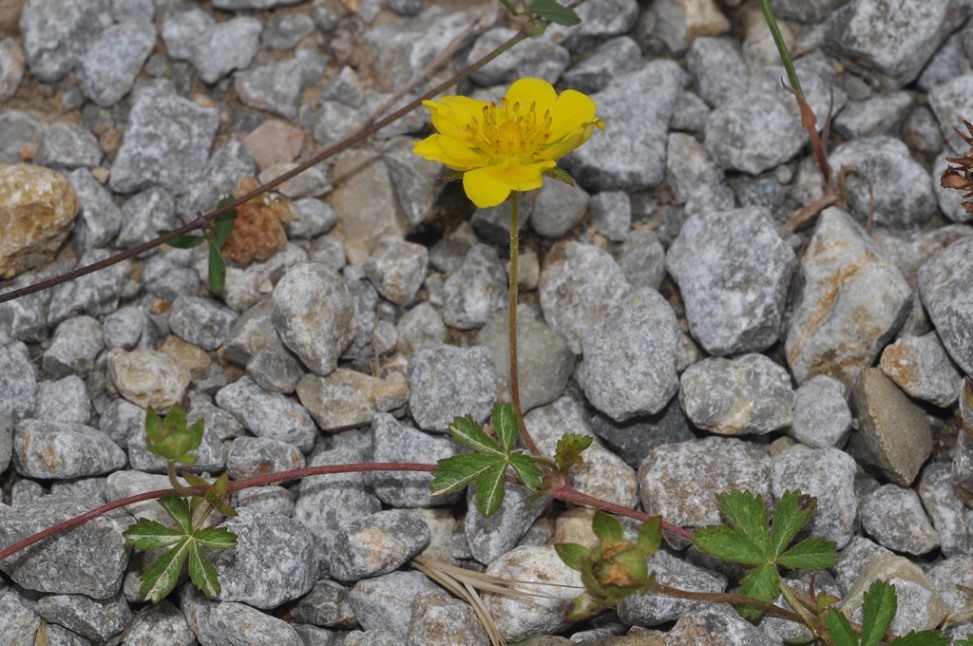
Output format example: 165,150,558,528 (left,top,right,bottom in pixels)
466,98,552,161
